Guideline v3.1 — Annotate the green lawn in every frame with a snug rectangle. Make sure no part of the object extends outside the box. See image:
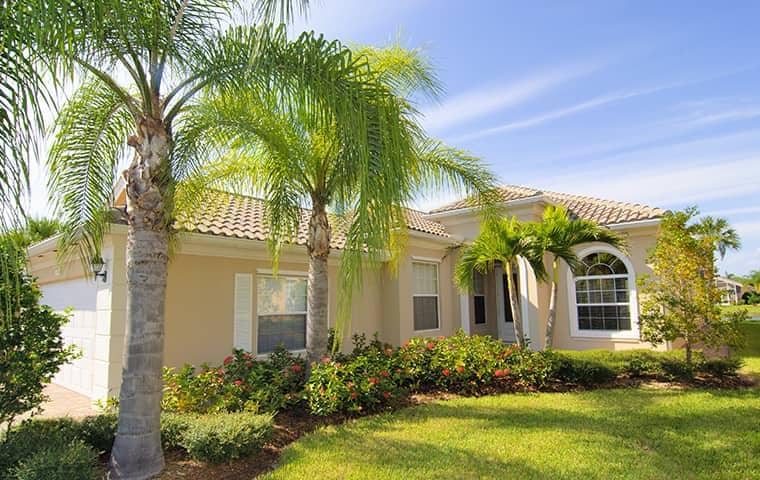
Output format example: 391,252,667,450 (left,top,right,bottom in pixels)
739,321,760,376
266,325,760,480
722,304,760,317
